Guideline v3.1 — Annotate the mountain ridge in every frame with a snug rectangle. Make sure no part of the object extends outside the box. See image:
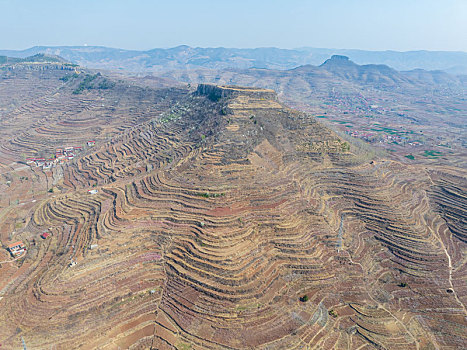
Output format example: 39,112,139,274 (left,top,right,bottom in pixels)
161,55,466,92
1,45,466,74
0,64,465,347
